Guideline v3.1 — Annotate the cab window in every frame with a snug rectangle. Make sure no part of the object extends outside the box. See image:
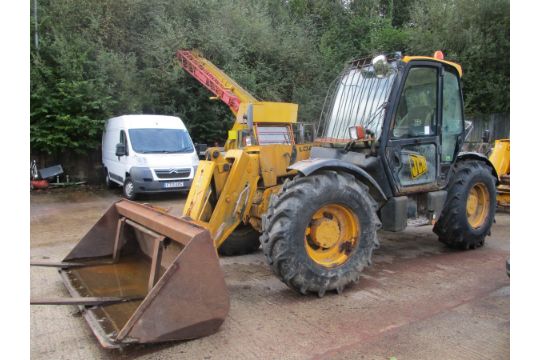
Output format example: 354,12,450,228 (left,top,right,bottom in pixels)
392,67,438,138
256,126,292,145
441,68,464,162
